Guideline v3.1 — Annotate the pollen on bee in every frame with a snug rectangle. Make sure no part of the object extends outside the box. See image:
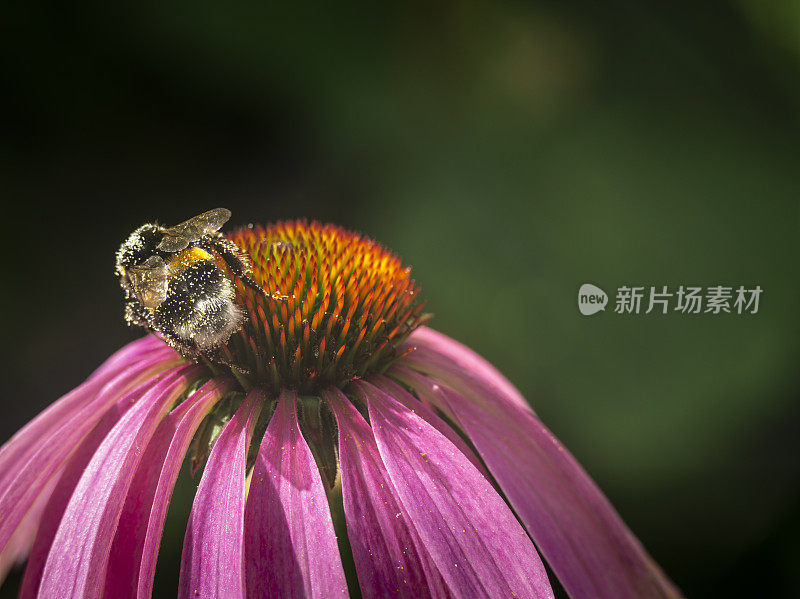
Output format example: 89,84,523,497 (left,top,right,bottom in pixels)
167,247,215,276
